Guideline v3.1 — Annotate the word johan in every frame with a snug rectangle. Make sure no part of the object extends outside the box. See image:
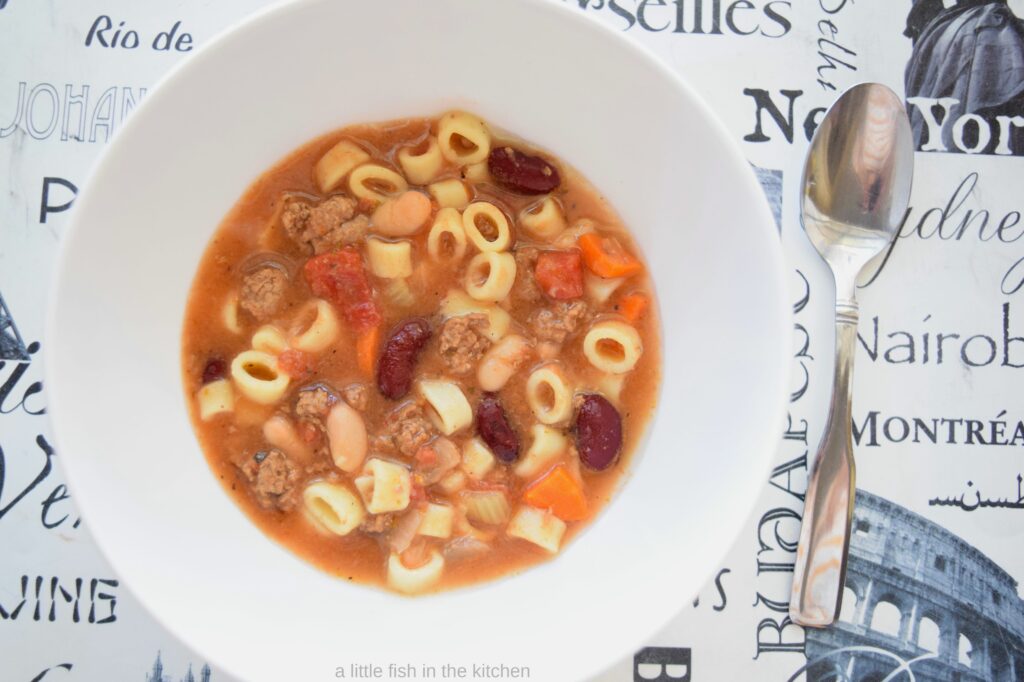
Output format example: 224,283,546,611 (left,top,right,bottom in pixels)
0,81,146,142
85,15,193,52
0,576,118,623
567,0,791,37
